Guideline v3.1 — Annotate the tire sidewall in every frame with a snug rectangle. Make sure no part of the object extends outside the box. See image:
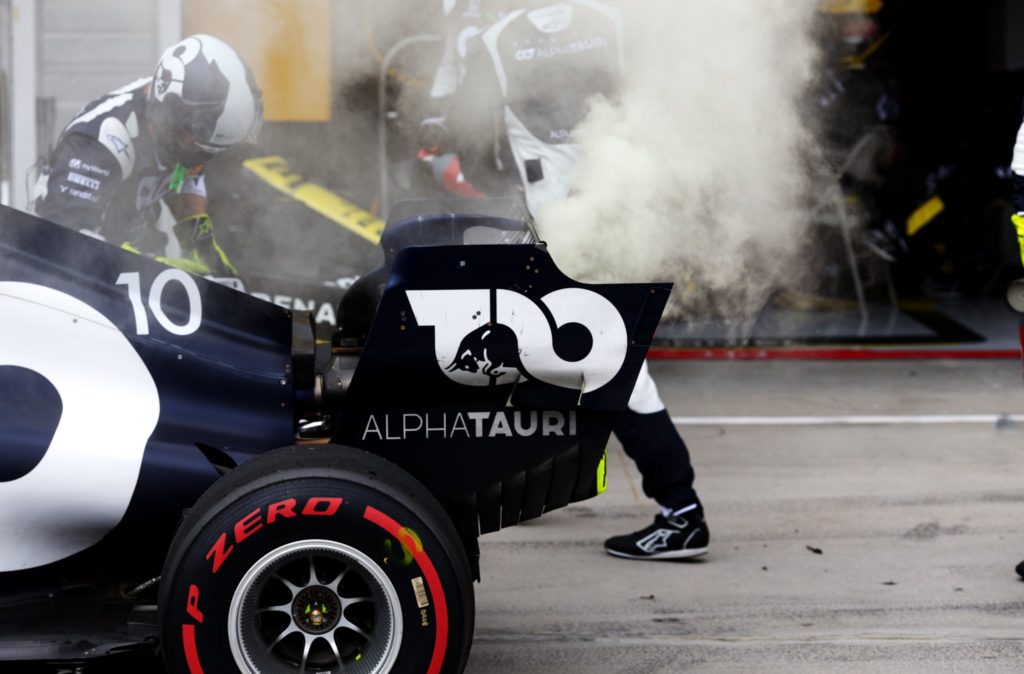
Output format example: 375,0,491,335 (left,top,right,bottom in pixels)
161,464,466,674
